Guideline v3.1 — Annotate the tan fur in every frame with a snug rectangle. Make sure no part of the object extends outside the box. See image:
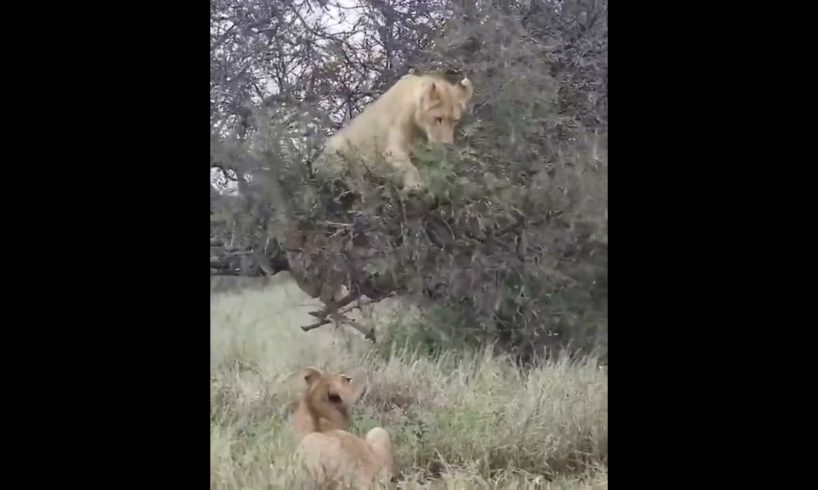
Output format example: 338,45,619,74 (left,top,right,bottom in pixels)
291,367,368,437
318,73,474,193
296,427,394,489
